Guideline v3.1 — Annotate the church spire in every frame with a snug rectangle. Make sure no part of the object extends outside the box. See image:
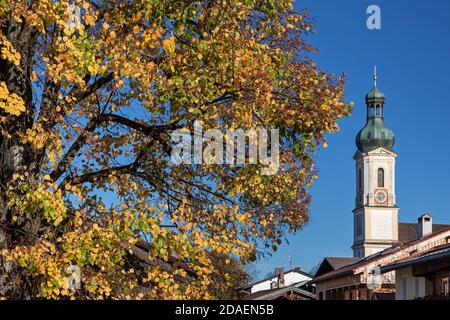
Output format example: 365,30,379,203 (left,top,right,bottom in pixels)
355,69,395,153
365,66,385,103
374,65,377,87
